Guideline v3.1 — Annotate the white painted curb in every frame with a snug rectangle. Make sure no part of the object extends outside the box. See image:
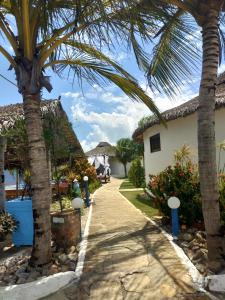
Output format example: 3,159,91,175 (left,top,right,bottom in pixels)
119,190,219,300
0,186,102,300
